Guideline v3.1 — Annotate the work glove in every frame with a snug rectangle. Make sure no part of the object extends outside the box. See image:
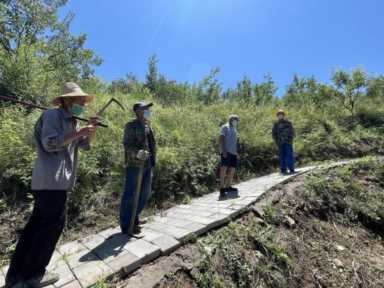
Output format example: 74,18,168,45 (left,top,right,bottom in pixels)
137,150,150,161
